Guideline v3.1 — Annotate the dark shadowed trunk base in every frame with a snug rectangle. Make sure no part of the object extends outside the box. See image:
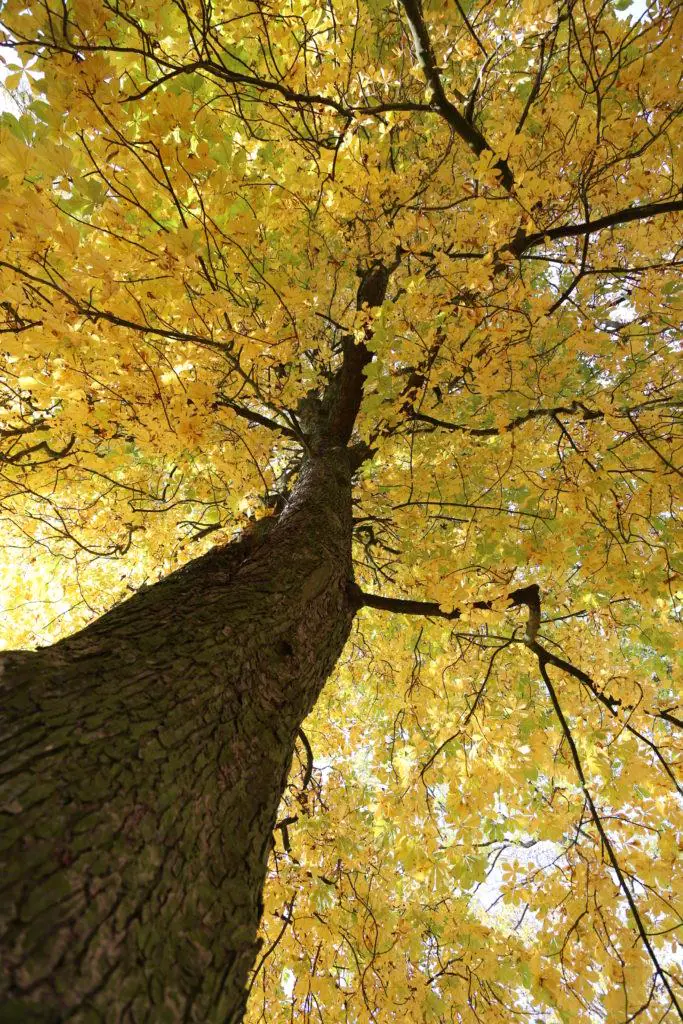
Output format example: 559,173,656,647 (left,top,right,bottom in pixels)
0,451,356,1023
